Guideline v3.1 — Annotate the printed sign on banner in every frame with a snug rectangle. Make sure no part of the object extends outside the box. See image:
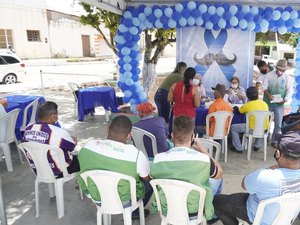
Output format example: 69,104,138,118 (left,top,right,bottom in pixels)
176,27,255,98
